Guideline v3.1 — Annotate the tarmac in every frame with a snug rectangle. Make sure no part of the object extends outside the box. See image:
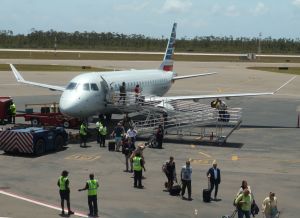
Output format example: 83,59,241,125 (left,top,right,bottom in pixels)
0,60,300,218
